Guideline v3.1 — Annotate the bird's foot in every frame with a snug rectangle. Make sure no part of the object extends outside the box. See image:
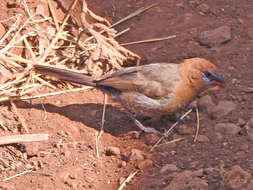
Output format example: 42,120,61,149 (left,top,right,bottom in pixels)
126,112,162,136
171,114,184,124
132,118,162,136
